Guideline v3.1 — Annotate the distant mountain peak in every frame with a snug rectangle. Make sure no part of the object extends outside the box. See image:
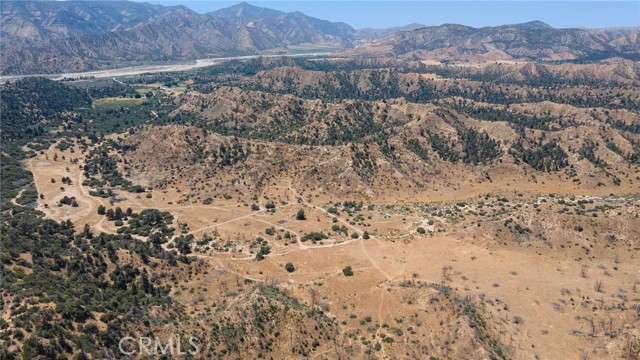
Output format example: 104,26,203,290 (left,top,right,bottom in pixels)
211,2,285,20
508,20,553,30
